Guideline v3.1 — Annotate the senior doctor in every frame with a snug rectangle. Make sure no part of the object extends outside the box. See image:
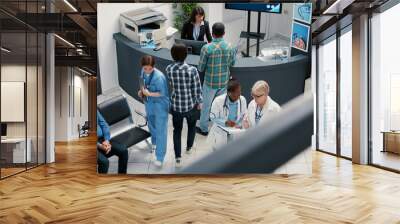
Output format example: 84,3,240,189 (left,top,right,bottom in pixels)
208,78,247,148
243,80,281,129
